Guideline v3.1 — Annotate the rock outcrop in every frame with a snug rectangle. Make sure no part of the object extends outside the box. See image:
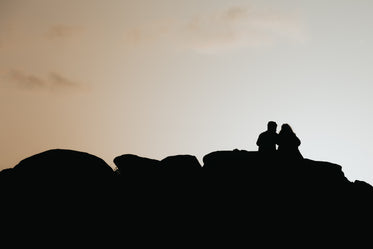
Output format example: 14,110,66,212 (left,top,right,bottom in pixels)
0,149,114,202
1,148,372,202
1,148,373,244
